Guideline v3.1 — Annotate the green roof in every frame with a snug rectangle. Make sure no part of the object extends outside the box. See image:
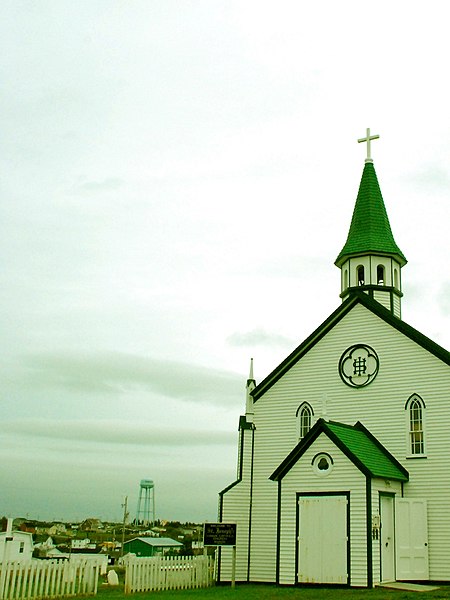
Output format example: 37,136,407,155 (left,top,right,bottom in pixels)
270,418,409,482
325,421,408,481
335,162,407,267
